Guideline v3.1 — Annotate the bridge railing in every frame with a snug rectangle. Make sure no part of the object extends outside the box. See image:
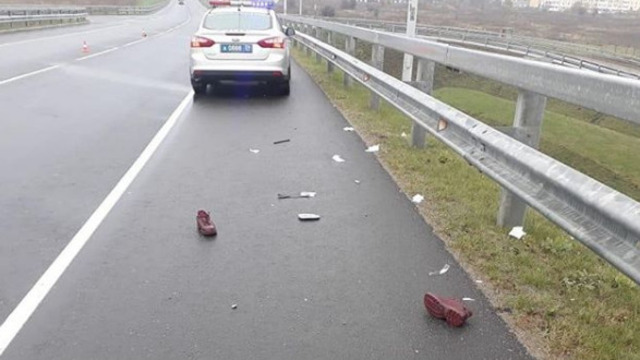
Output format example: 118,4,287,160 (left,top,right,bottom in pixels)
281,15,640,285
